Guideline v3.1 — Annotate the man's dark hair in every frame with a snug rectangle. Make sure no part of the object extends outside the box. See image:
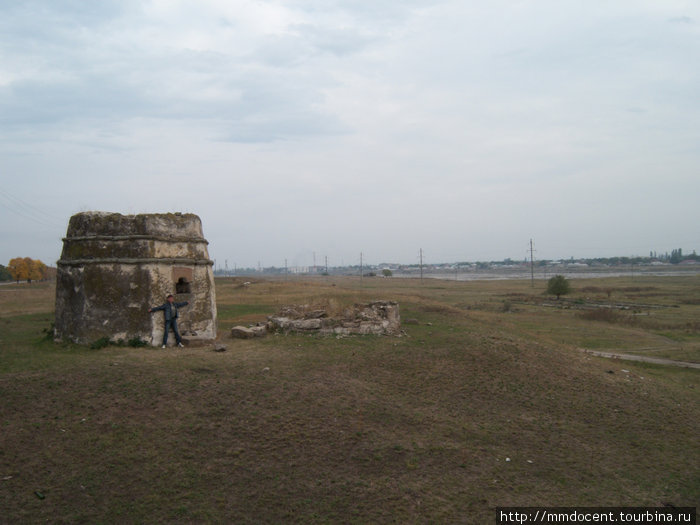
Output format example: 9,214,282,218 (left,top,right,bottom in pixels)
167,294,174,299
